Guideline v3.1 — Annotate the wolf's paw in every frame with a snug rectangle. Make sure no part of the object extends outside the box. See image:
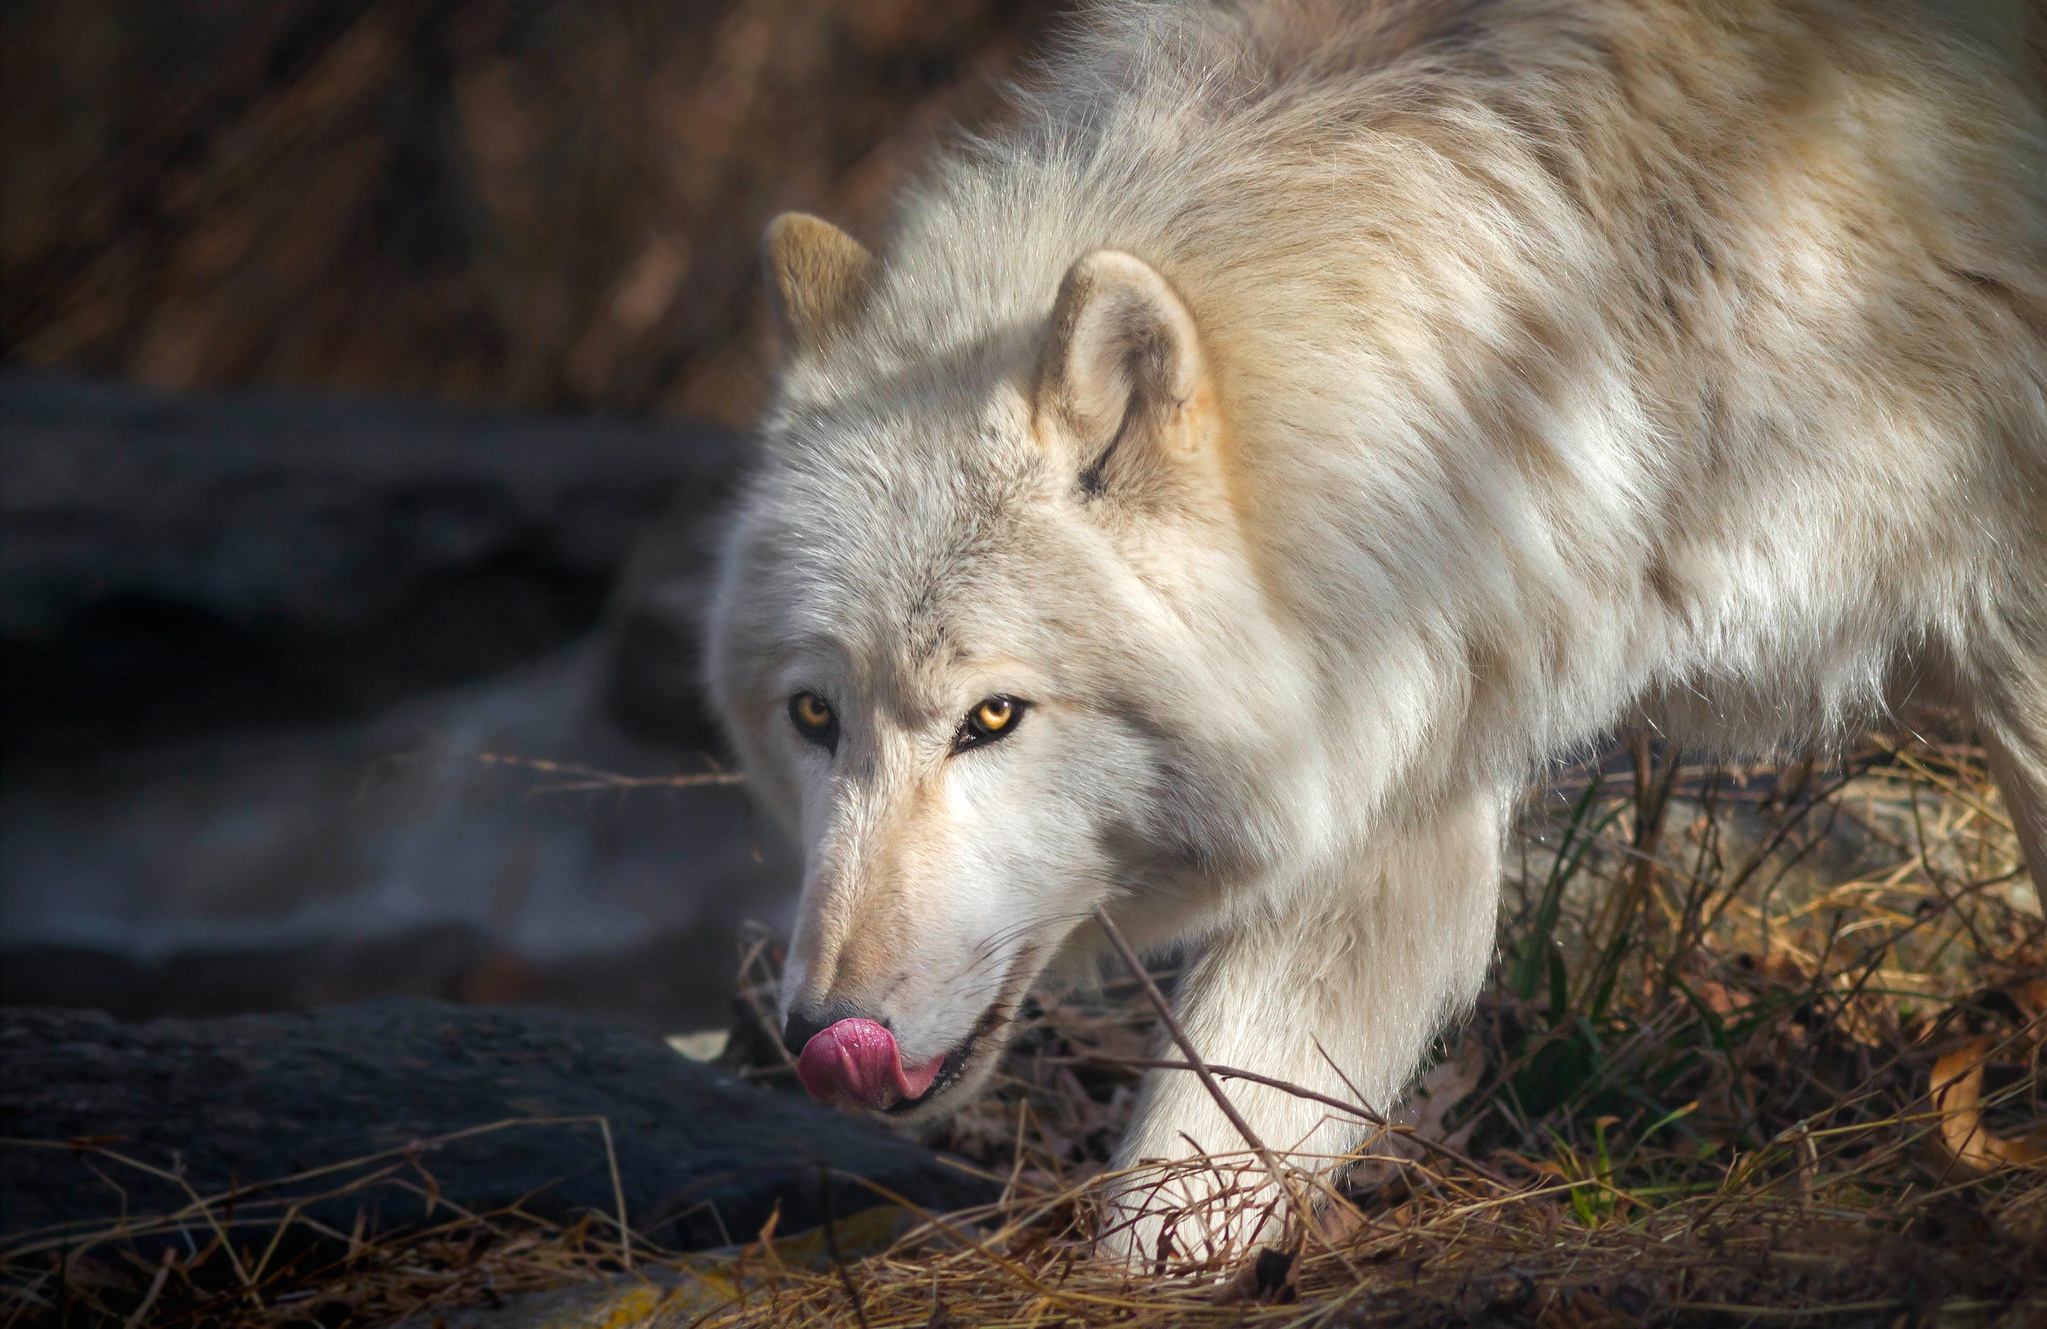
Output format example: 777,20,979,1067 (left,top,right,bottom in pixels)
1092,1161,1288,1274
